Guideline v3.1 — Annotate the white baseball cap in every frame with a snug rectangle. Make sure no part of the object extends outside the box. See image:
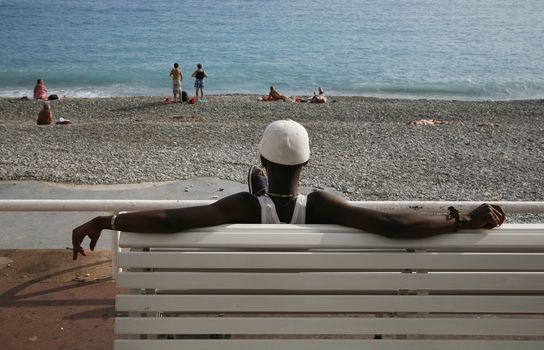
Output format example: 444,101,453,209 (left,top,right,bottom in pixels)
258,119,310,165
